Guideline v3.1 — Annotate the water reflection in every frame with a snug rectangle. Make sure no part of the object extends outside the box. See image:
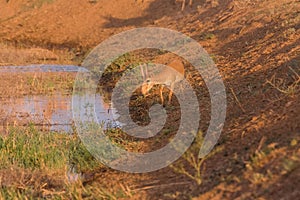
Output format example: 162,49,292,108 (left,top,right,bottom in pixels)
0,93,120,133
0,65,122,133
